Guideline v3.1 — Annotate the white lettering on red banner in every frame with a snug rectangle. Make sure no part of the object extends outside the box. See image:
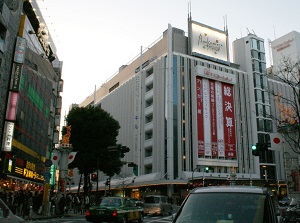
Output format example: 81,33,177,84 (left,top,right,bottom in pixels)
196,77,204,156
